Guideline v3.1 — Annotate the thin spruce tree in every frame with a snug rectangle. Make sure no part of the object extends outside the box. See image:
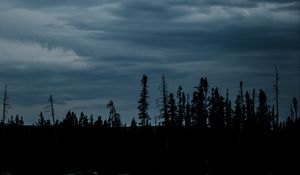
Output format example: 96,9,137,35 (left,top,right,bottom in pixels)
138,75,150,126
